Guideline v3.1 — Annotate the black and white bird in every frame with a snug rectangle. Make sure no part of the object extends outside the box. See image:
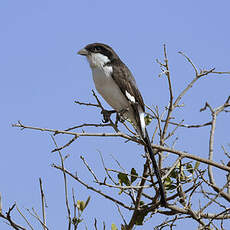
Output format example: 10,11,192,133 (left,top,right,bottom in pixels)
78,43,167,206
